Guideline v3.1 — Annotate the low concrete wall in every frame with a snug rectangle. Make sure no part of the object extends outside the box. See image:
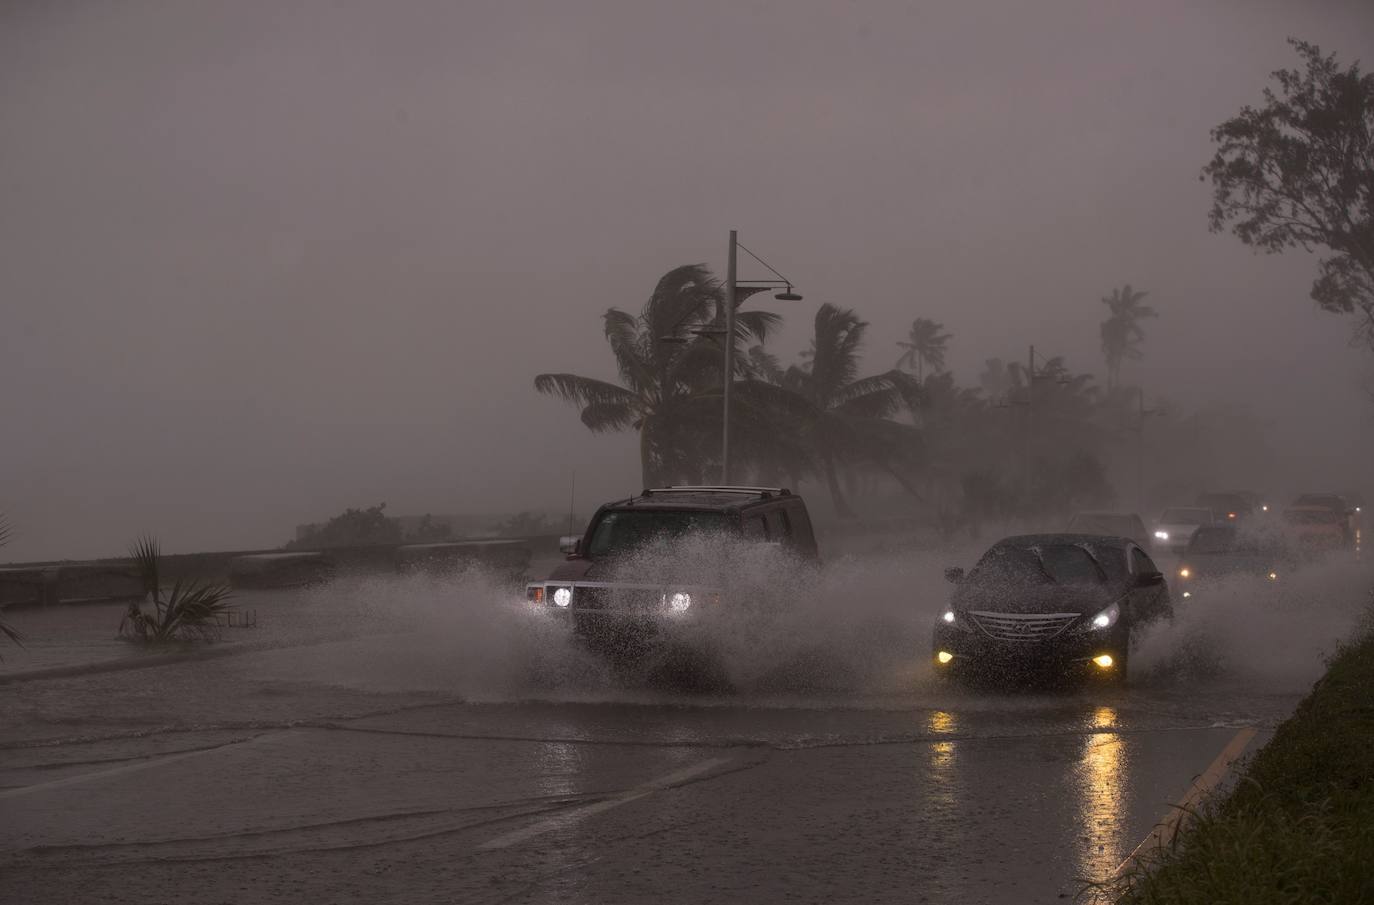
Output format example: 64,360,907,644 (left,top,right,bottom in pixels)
0,564,143,608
